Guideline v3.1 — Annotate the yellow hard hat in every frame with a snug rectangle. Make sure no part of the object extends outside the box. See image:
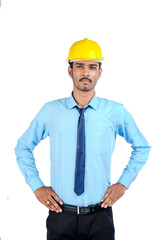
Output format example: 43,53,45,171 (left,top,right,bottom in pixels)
67,38,105,61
